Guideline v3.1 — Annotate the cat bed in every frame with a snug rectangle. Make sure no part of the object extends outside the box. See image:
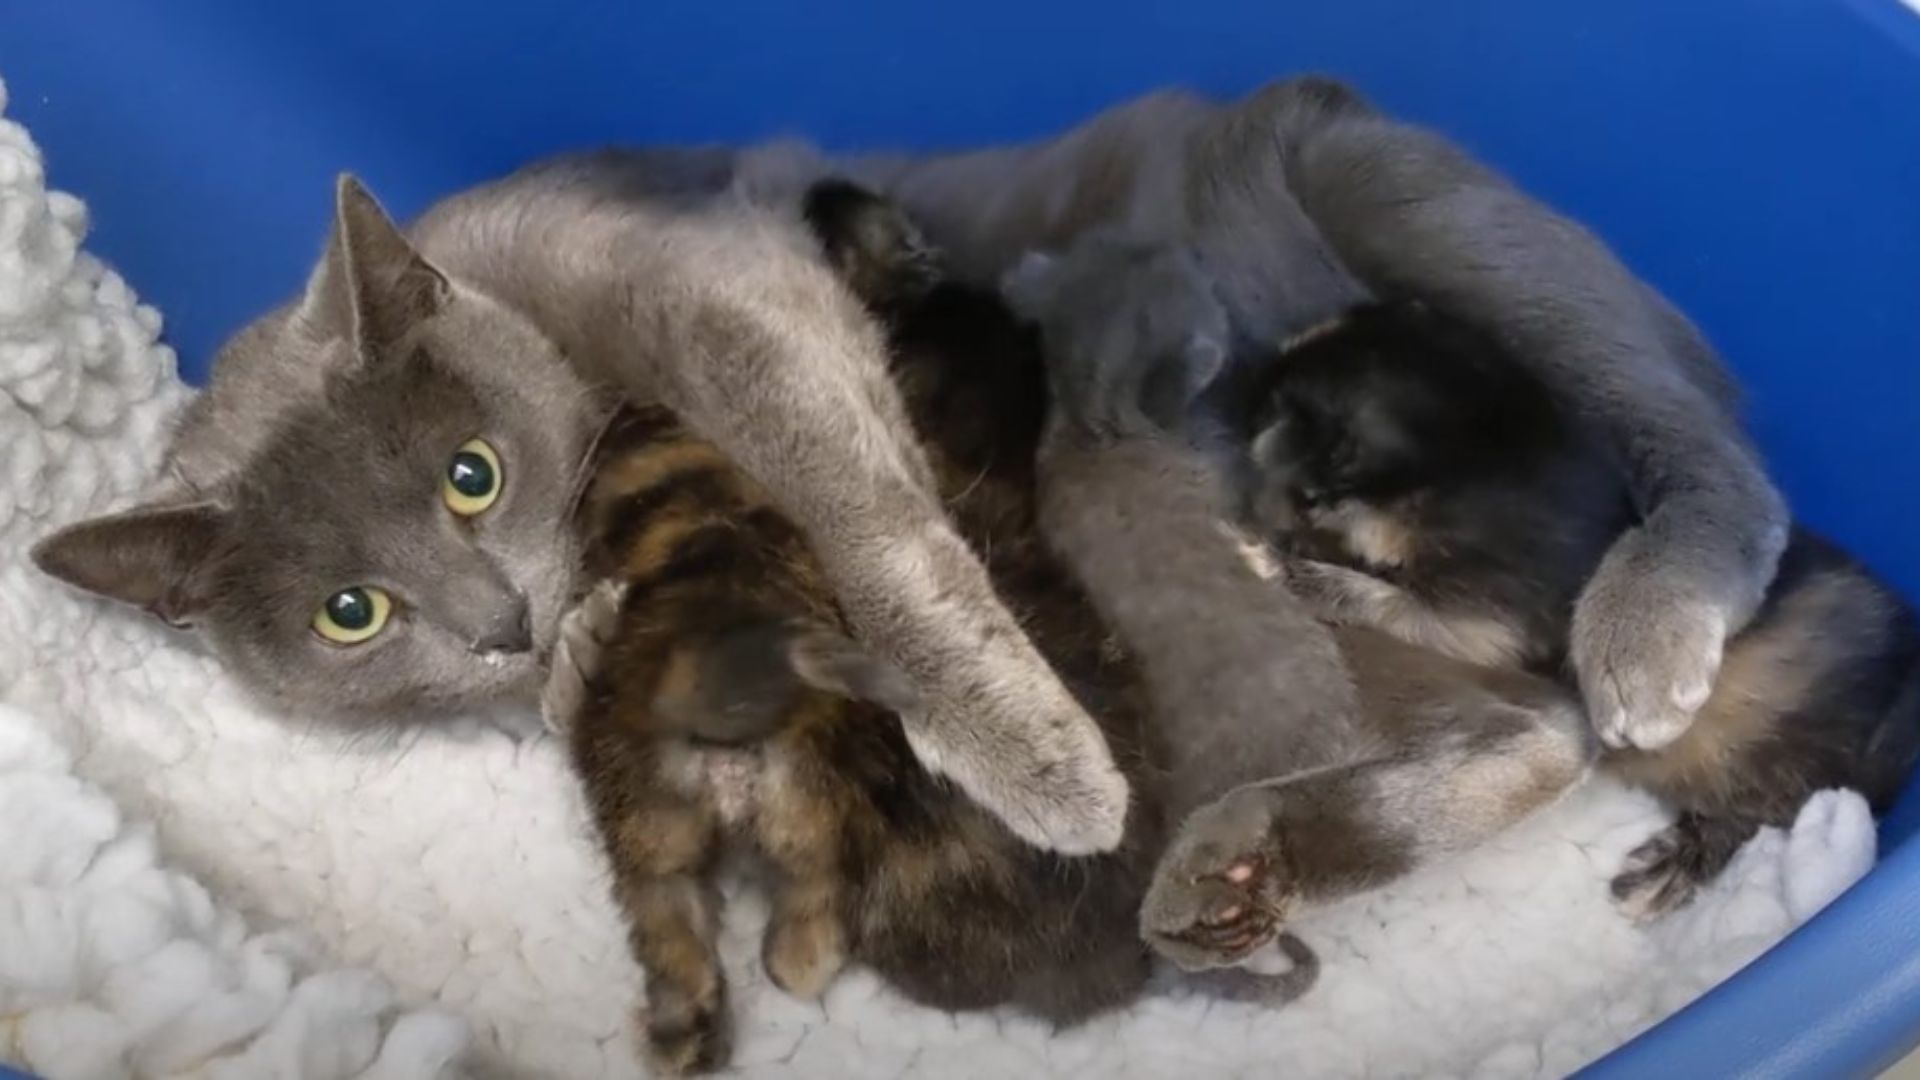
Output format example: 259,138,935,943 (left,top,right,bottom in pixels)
5,0,1920,1075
